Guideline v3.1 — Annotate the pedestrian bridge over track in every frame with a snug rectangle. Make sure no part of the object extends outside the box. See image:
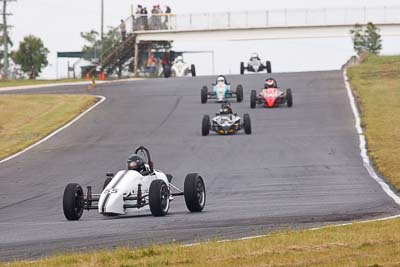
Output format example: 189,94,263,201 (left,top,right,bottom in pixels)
133,6,400,41
129,6,400,76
